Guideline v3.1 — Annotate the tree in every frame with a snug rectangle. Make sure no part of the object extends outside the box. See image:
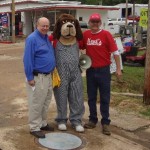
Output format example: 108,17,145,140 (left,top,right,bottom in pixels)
85,0,100,5
143,0,150,105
